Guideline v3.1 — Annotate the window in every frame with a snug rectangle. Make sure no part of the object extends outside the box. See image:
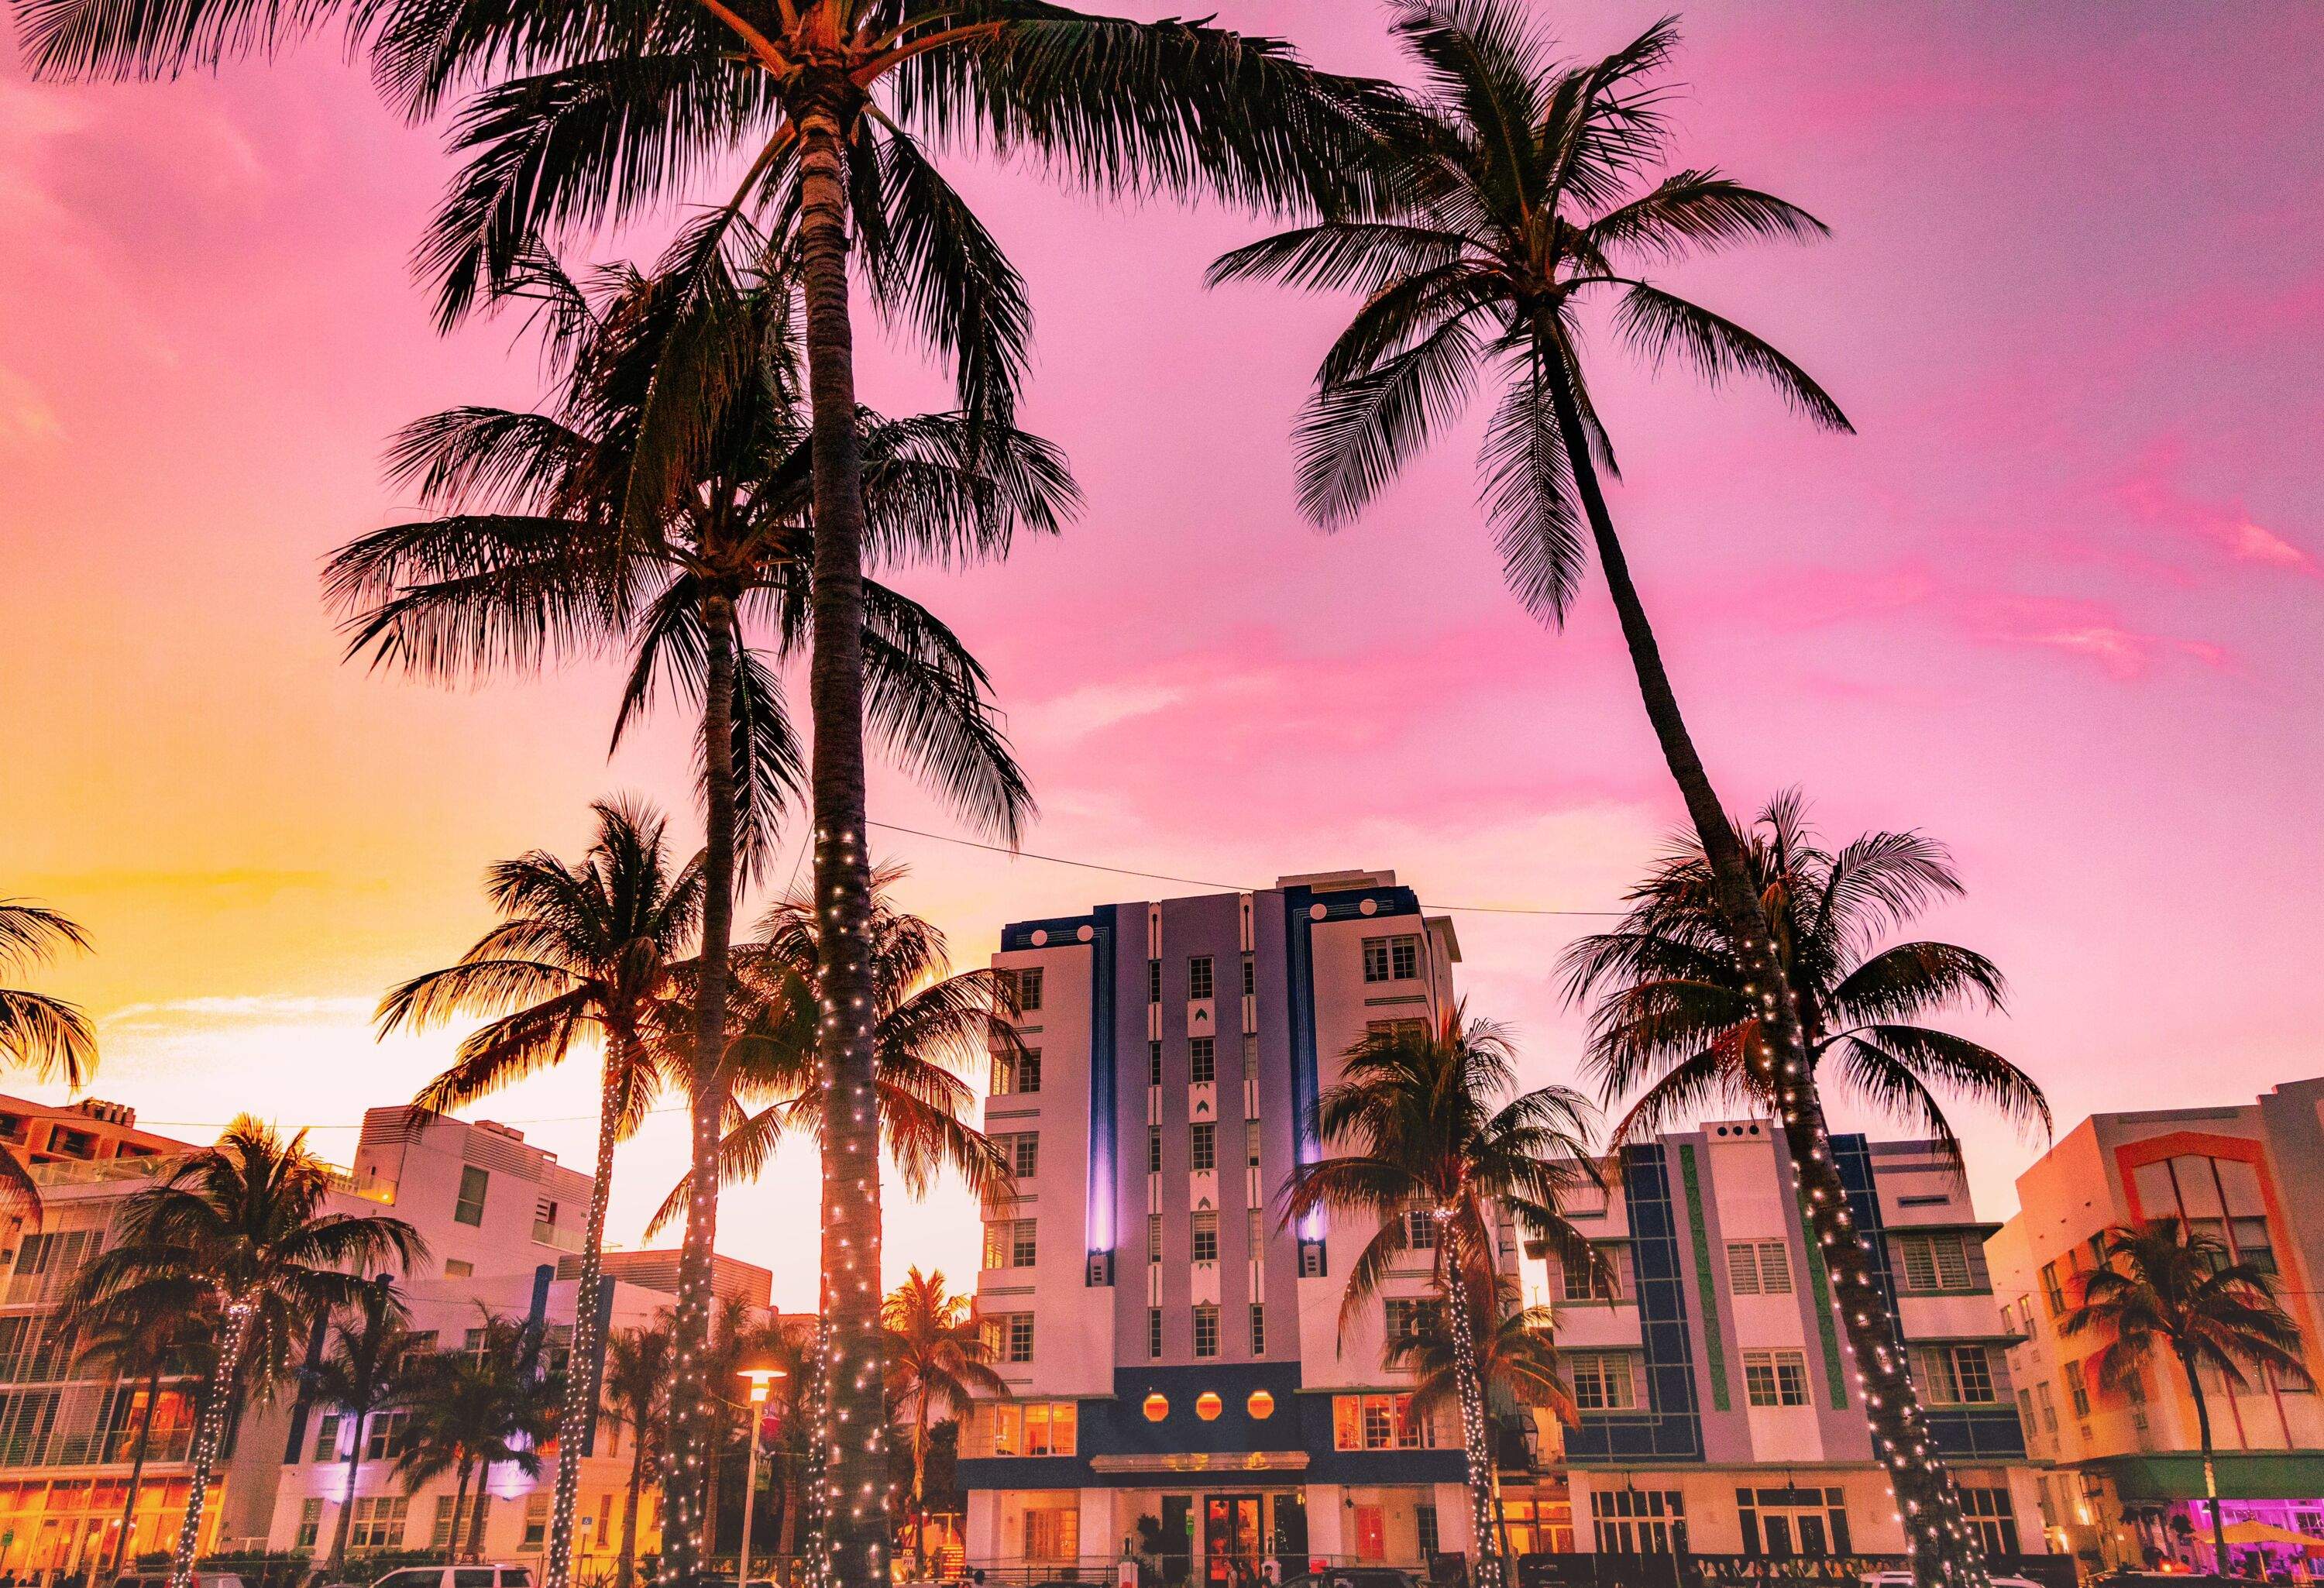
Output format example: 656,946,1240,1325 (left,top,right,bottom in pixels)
1149,1213,1164,1264
1738,1486,1848,1558
1246,1119,1262,1168
2232,1216,2277,1275
1417,1505,1439,1557
985,1218,1037,1269
1361,934,1422,982
2016,1387,2037,1442
1743,1349,1810,1408
1005,966,1043,1013
454,1165,489,1226
1191,1211,1219,1263
1147,959,1161,1004
1915,1345,1999,1405
991,1048,1041,1095
1384,1298,1437,1342
1149,1041,1163,1086
1006,1133,1039,1177
1242,955,1255,996
1404,1208,1439,1250
2034,1380,2058,1433
1591,1489,1686,1554
1569,1352,1638,1411
366,1409,410,1459
1367,1017,1427,1043
1728,1239,1793,1295
1193,1303,1220,1358
1148,1308,1164,1359
1189,957,1215,1000
1025,1505,1080,1562
984,1312,1033,1363
2068,1359,2092,1418
1960,1487,2020,1555
1148,1126,1163,1174
2040,1260,2068,1316
986,1401,1078,1457
443,1258,473,1278
1250,1303,1267,1356
311,1411,342,1463
524,1492,549,1548
1562,1245,1620,1303
1248,1208,1262,1249
1332,1393,1435,1450
297,1498,324,1550
1189,1037,1215,1083
1191,1122,1216,1172
1899,1231,1976,1292
350,1494,409,1550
